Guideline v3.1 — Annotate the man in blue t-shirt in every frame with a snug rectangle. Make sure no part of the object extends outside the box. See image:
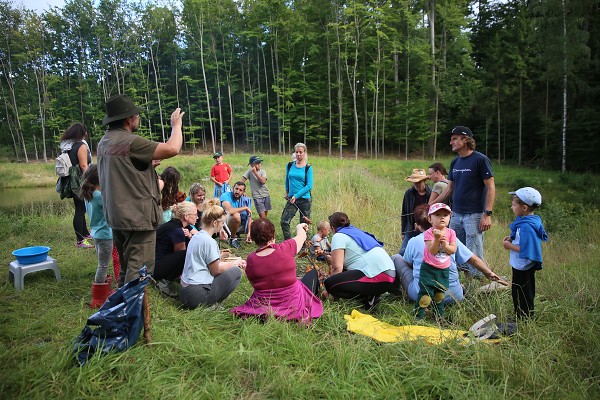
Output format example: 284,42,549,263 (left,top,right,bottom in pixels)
435,126,496,278
220,181,253,248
